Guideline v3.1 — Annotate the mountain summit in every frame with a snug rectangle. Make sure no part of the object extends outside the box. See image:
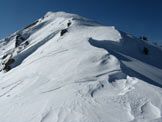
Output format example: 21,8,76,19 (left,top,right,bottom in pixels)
0,11,162,122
